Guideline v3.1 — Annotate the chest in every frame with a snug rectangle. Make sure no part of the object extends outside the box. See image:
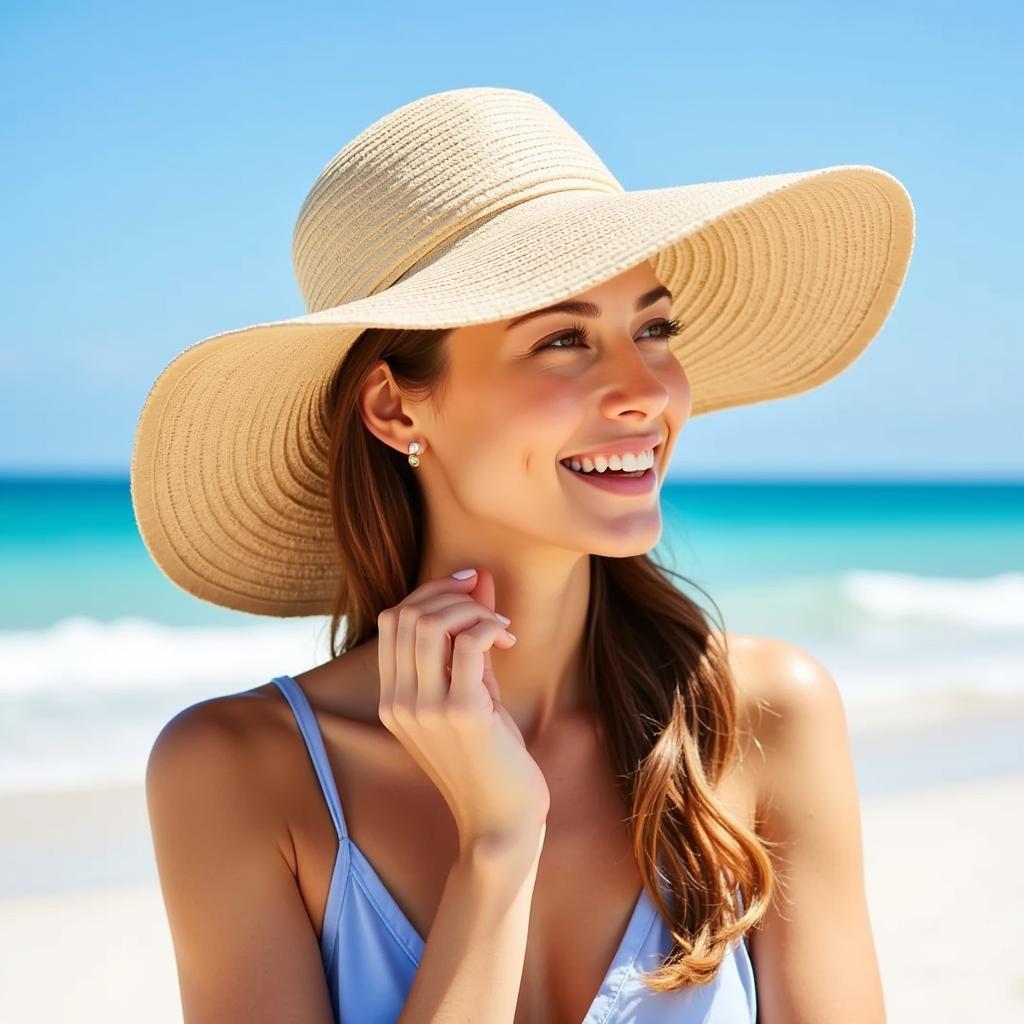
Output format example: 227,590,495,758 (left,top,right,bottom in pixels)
286,715,755,1024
